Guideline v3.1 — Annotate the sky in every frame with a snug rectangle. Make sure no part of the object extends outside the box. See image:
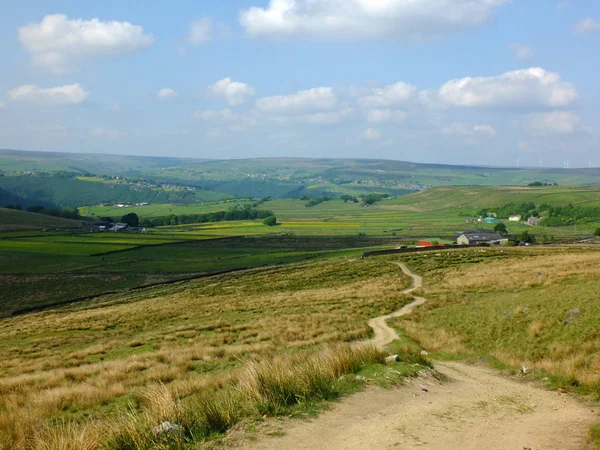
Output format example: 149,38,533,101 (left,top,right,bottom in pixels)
0,0,599,167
